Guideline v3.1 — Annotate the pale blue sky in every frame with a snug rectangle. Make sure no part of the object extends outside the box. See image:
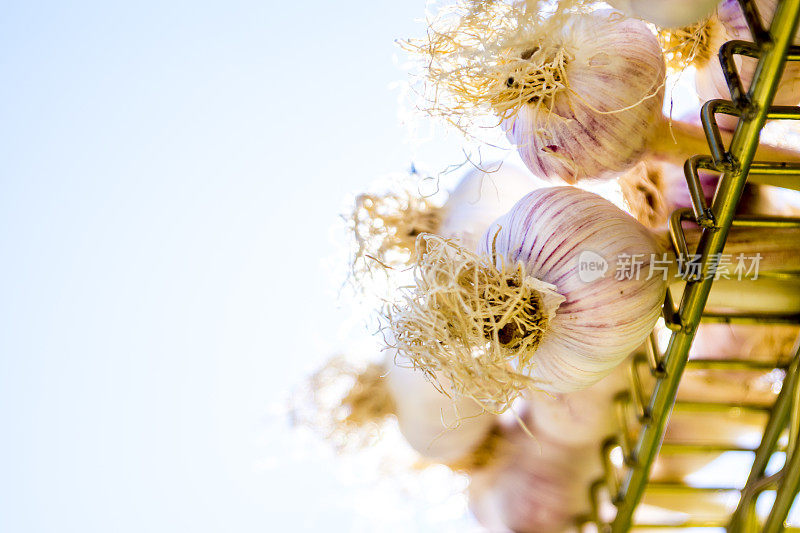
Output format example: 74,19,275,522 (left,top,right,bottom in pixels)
3,1,786,532
0,1,482,531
